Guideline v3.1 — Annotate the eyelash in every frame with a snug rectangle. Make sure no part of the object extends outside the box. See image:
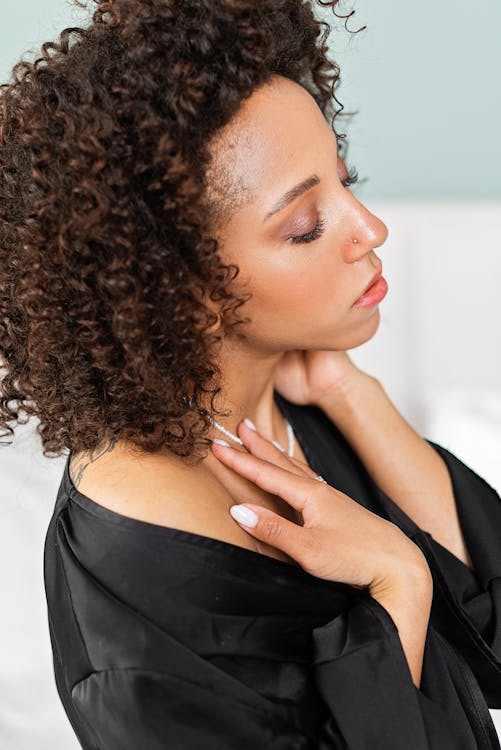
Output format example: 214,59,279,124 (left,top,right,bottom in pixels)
289,216,326,245
341,164,359,189
288,165,359,245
